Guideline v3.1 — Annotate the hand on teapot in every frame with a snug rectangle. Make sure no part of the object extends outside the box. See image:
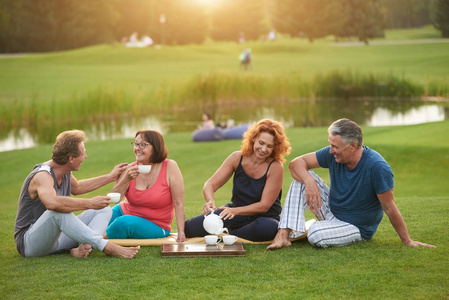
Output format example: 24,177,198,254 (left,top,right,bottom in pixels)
219,206,236,220
202,200,216,215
